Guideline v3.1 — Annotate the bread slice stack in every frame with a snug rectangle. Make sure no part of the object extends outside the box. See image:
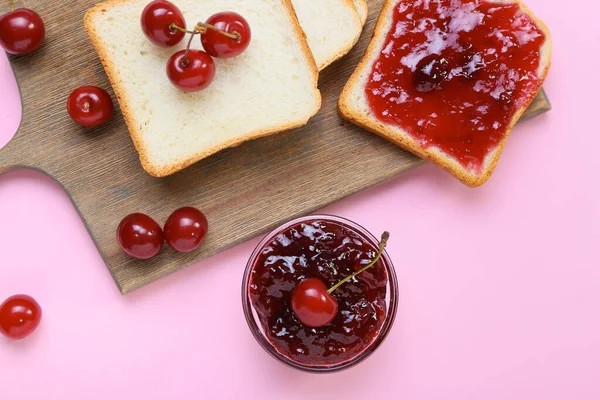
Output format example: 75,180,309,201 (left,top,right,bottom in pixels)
86,0,321,177
339,0,551,186
291,0,364,70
